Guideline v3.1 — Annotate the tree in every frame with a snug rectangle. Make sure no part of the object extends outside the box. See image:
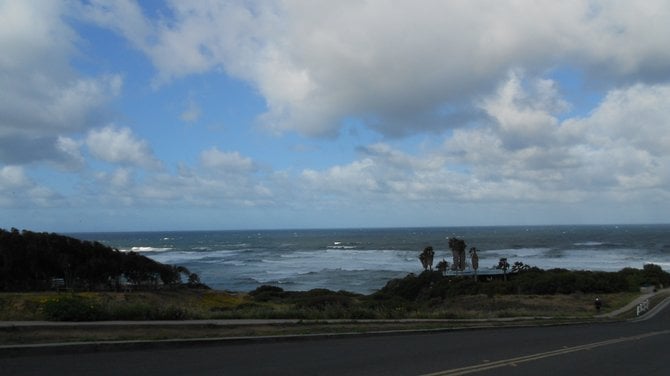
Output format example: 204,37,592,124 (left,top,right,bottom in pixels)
512,261,530,273
448,238,467,271
176,266,192,284
642,263,669,287
0,228,199,291
469,247,479,281
497,257,510,281
436,259,449,275
418,246,435,271
187,273,201,287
